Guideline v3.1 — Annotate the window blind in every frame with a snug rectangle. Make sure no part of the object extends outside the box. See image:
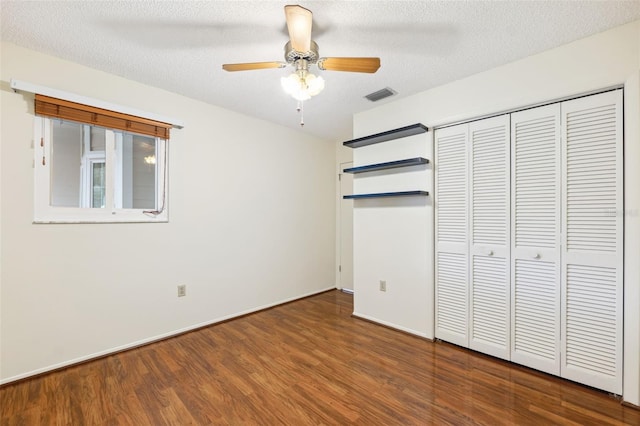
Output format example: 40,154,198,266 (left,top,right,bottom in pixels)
35,94,171,139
